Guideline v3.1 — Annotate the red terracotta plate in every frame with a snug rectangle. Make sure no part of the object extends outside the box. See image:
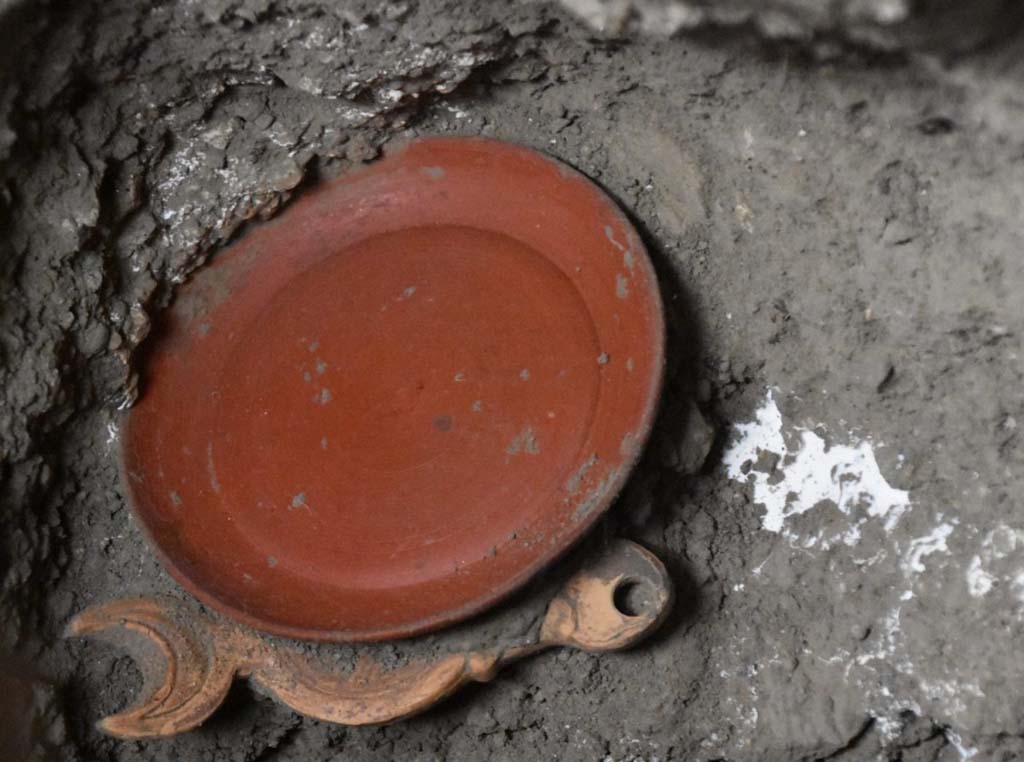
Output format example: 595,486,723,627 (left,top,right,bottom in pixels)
123,137,665,642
